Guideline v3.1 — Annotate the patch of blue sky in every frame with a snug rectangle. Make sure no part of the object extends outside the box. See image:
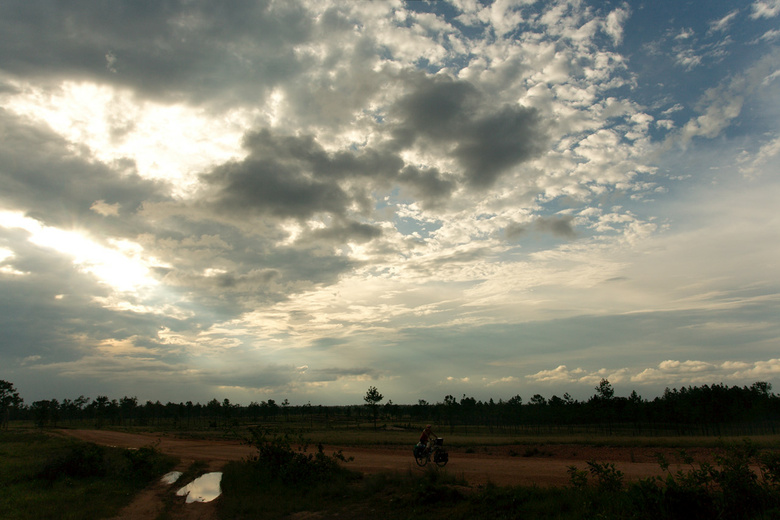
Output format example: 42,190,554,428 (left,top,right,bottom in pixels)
404,0,487,37
394,214,442,239
620,2,777,111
